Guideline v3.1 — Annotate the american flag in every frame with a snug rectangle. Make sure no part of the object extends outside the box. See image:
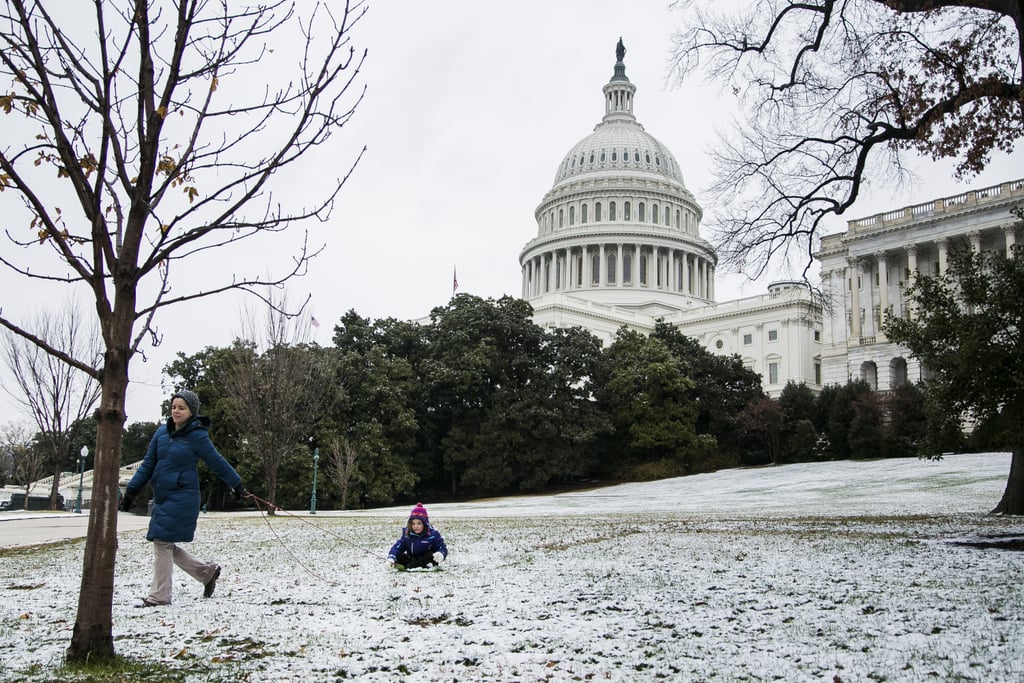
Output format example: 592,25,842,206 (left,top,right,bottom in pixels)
310,316,320,328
